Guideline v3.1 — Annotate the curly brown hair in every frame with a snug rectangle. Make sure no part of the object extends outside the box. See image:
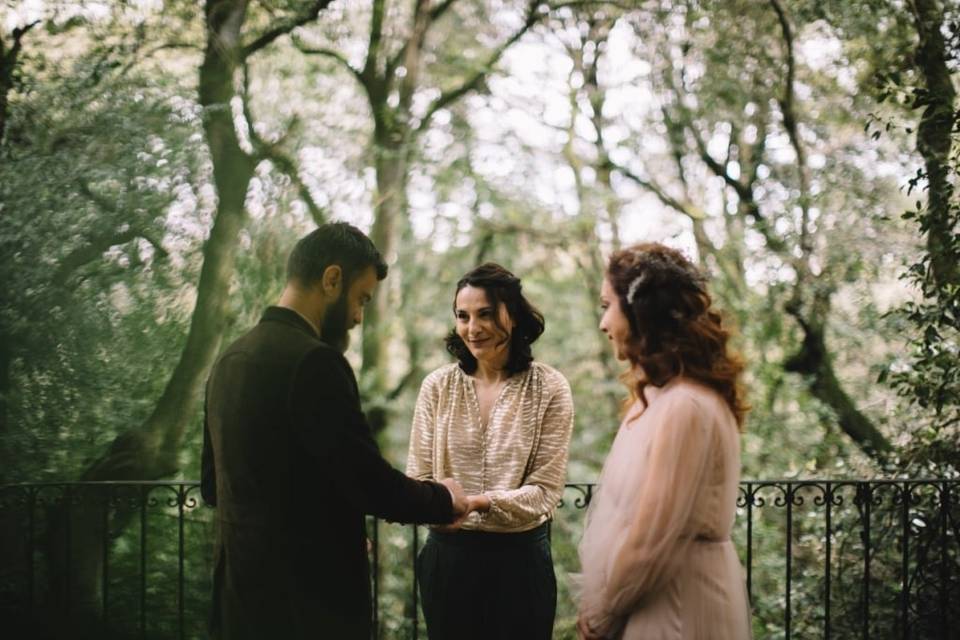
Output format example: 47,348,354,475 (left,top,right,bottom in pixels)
445,263,545,375
606,243,748,427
